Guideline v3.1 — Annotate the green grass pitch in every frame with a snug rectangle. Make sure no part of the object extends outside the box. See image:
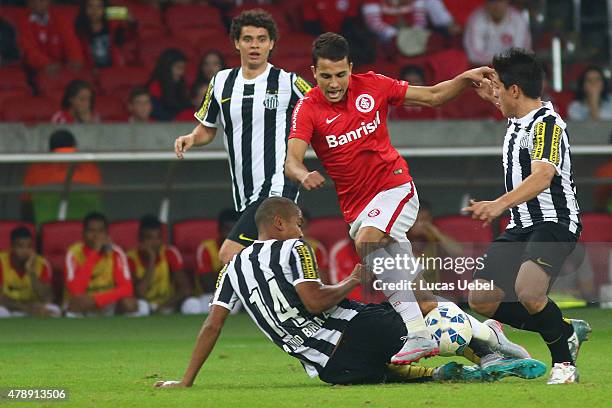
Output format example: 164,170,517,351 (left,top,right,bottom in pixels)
1,308,611,408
